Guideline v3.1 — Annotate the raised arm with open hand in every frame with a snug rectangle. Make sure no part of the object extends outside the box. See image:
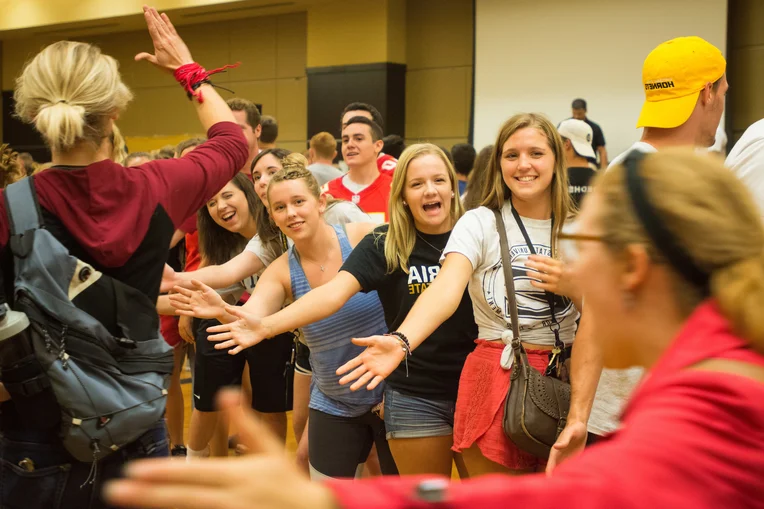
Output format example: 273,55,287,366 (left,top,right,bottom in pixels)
336,252,474,391
169,280,228,321
206,306,270,355
336,336,406,391
135,6,193,72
